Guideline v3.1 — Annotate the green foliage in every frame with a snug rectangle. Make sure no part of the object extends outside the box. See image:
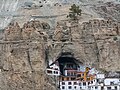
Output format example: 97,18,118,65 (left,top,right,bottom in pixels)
67,4,82,20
